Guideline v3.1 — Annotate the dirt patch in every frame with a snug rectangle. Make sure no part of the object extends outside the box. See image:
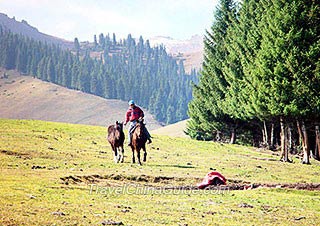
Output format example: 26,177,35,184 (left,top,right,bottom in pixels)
31,165,46,170
251,157,278,161
1,149,31,159
137,183,320,191
60,174,191,185
60,175,88,184
222,182,320,191
254,183,320,191
60,174,320,191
